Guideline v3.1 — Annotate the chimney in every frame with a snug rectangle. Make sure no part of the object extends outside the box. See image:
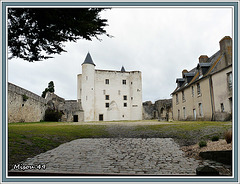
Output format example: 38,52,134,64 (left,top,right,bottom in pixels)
182,69,188,78
199,55,209,63
219,36,232,65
